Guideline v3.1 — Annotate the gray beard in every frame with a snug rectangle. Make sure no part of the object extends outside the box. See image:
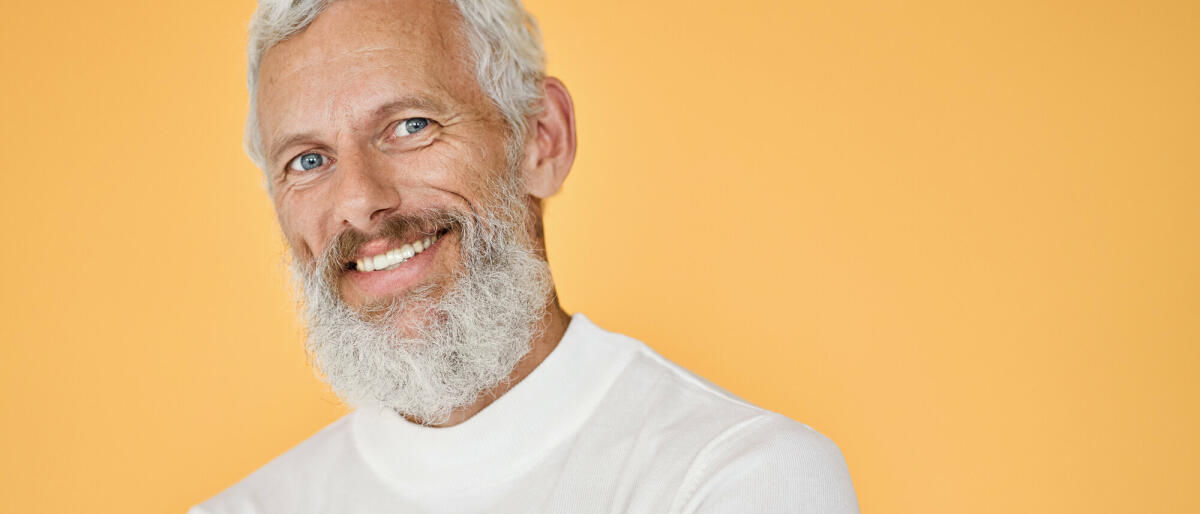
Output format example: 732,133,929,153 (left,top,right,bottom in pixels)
290,171,552,425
